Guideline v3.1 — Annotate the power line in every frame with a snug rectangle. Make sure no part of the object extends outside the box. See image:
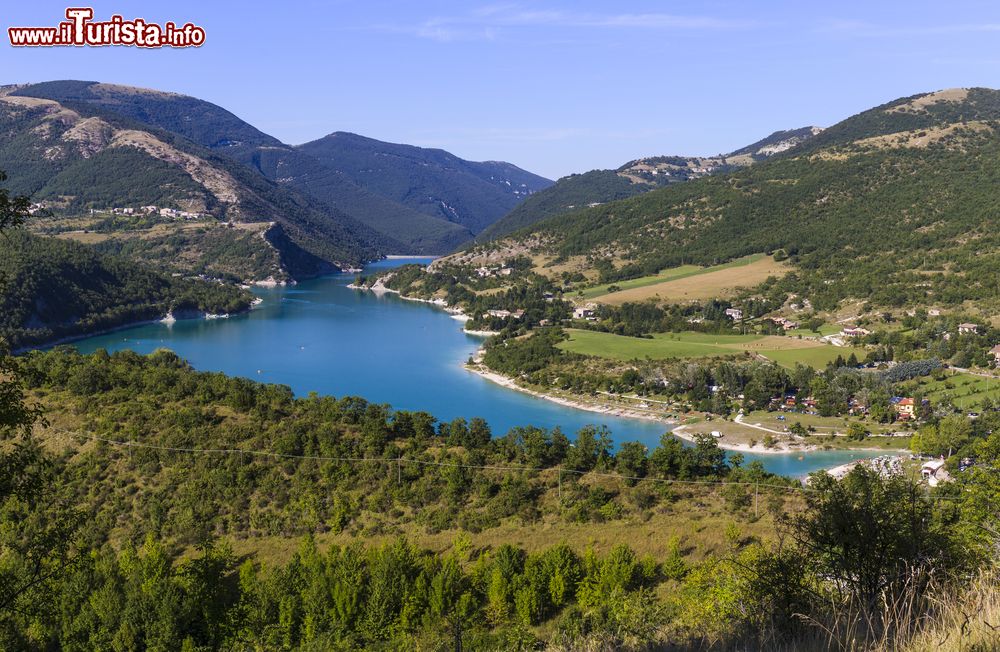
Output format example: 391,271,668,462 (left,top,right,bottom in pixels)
43,426,961,499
